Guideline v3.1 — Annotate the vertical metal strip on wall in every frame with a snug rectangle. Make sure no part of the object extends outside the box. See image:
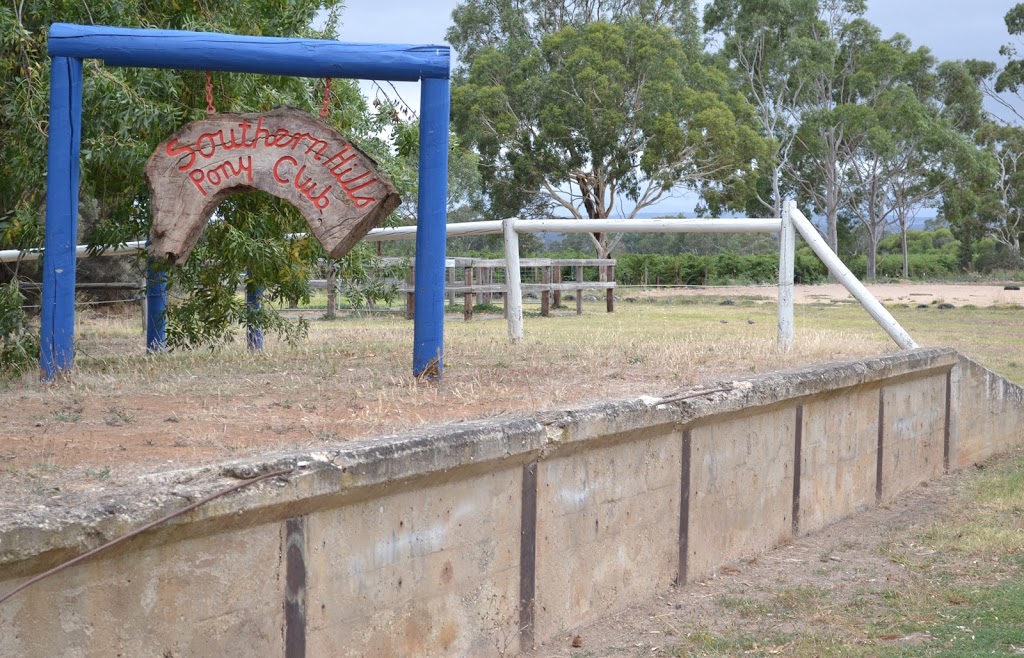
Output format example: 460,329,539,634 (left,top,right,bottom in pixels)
519,461,538,650
678,430,692,585
792,405,803,536
944,370,953,472
876,388,886,504
284,517,307,658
